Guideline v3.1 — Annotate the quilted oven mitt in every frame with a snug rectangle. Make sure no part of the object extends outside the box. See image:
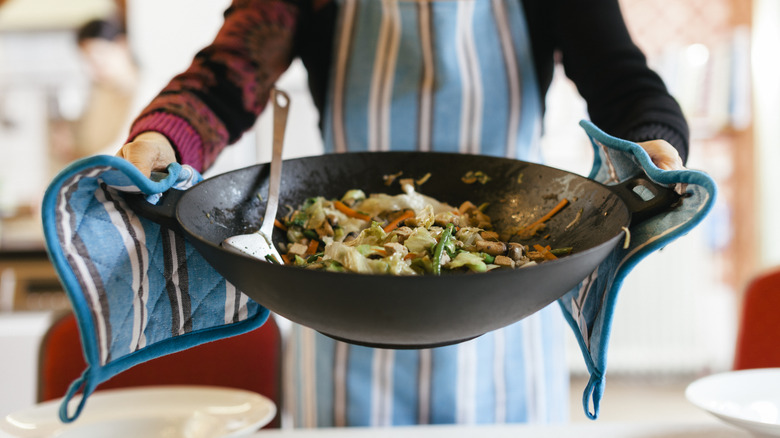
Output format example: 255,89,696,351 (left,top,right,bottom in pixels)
561,120,717,419
41,157,269,422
